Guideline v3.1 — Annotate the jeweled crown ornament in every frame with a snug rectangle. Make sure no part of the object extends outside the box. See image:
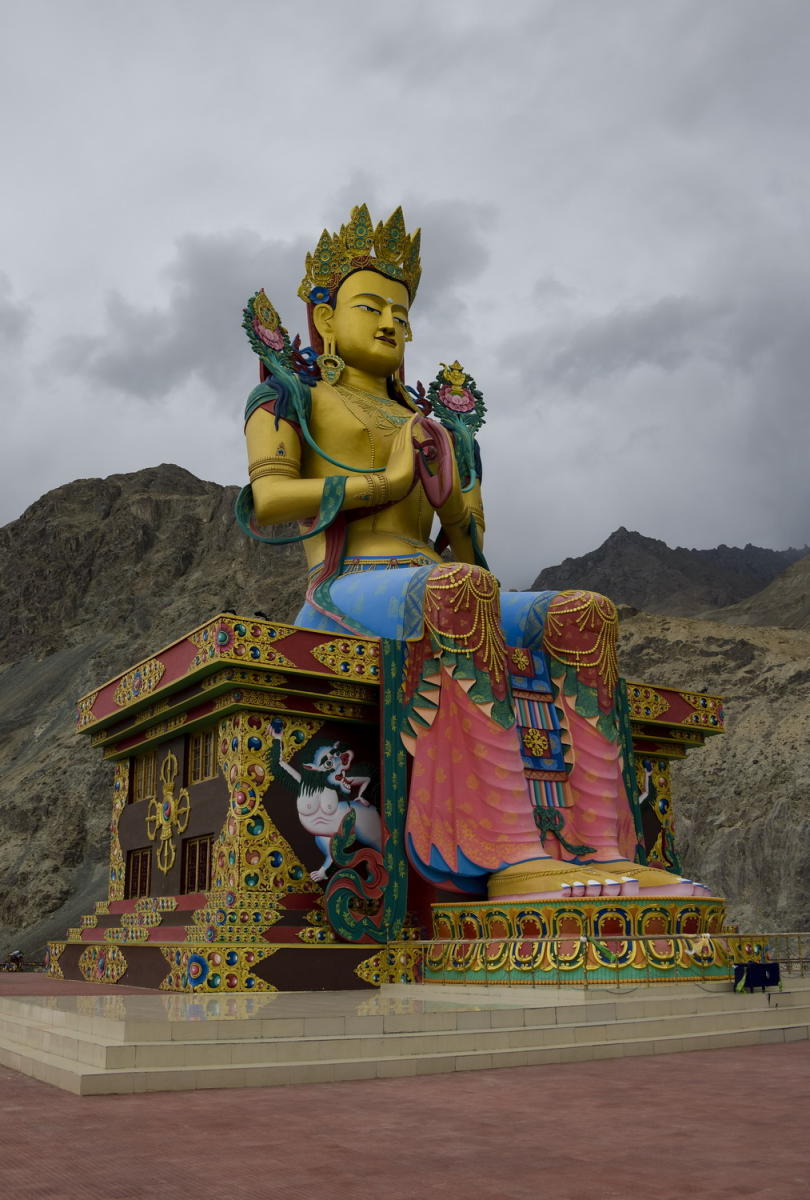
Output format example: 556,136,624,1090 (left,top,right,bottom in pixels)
298,204,422,304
